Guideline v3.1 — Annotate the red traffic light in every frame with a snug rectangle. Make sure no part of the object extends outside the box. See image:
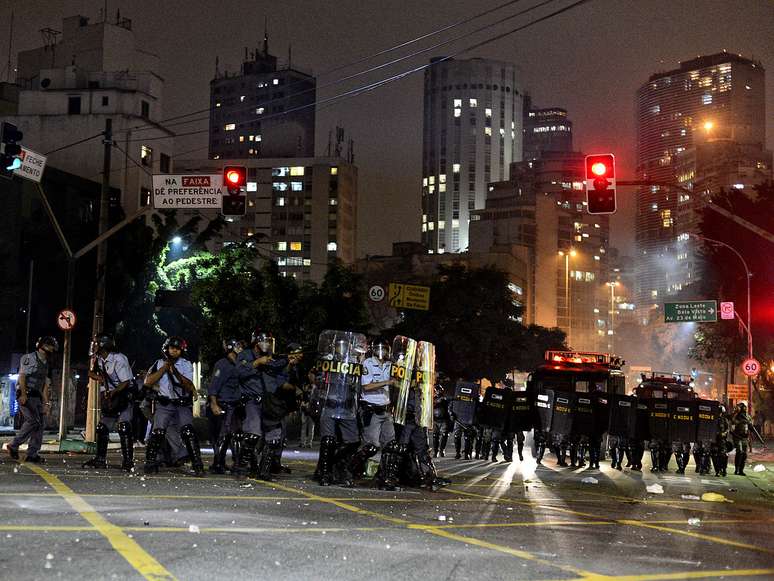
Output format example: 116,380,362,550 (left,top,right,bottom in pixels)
223,165,246,192
585,154,616,215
